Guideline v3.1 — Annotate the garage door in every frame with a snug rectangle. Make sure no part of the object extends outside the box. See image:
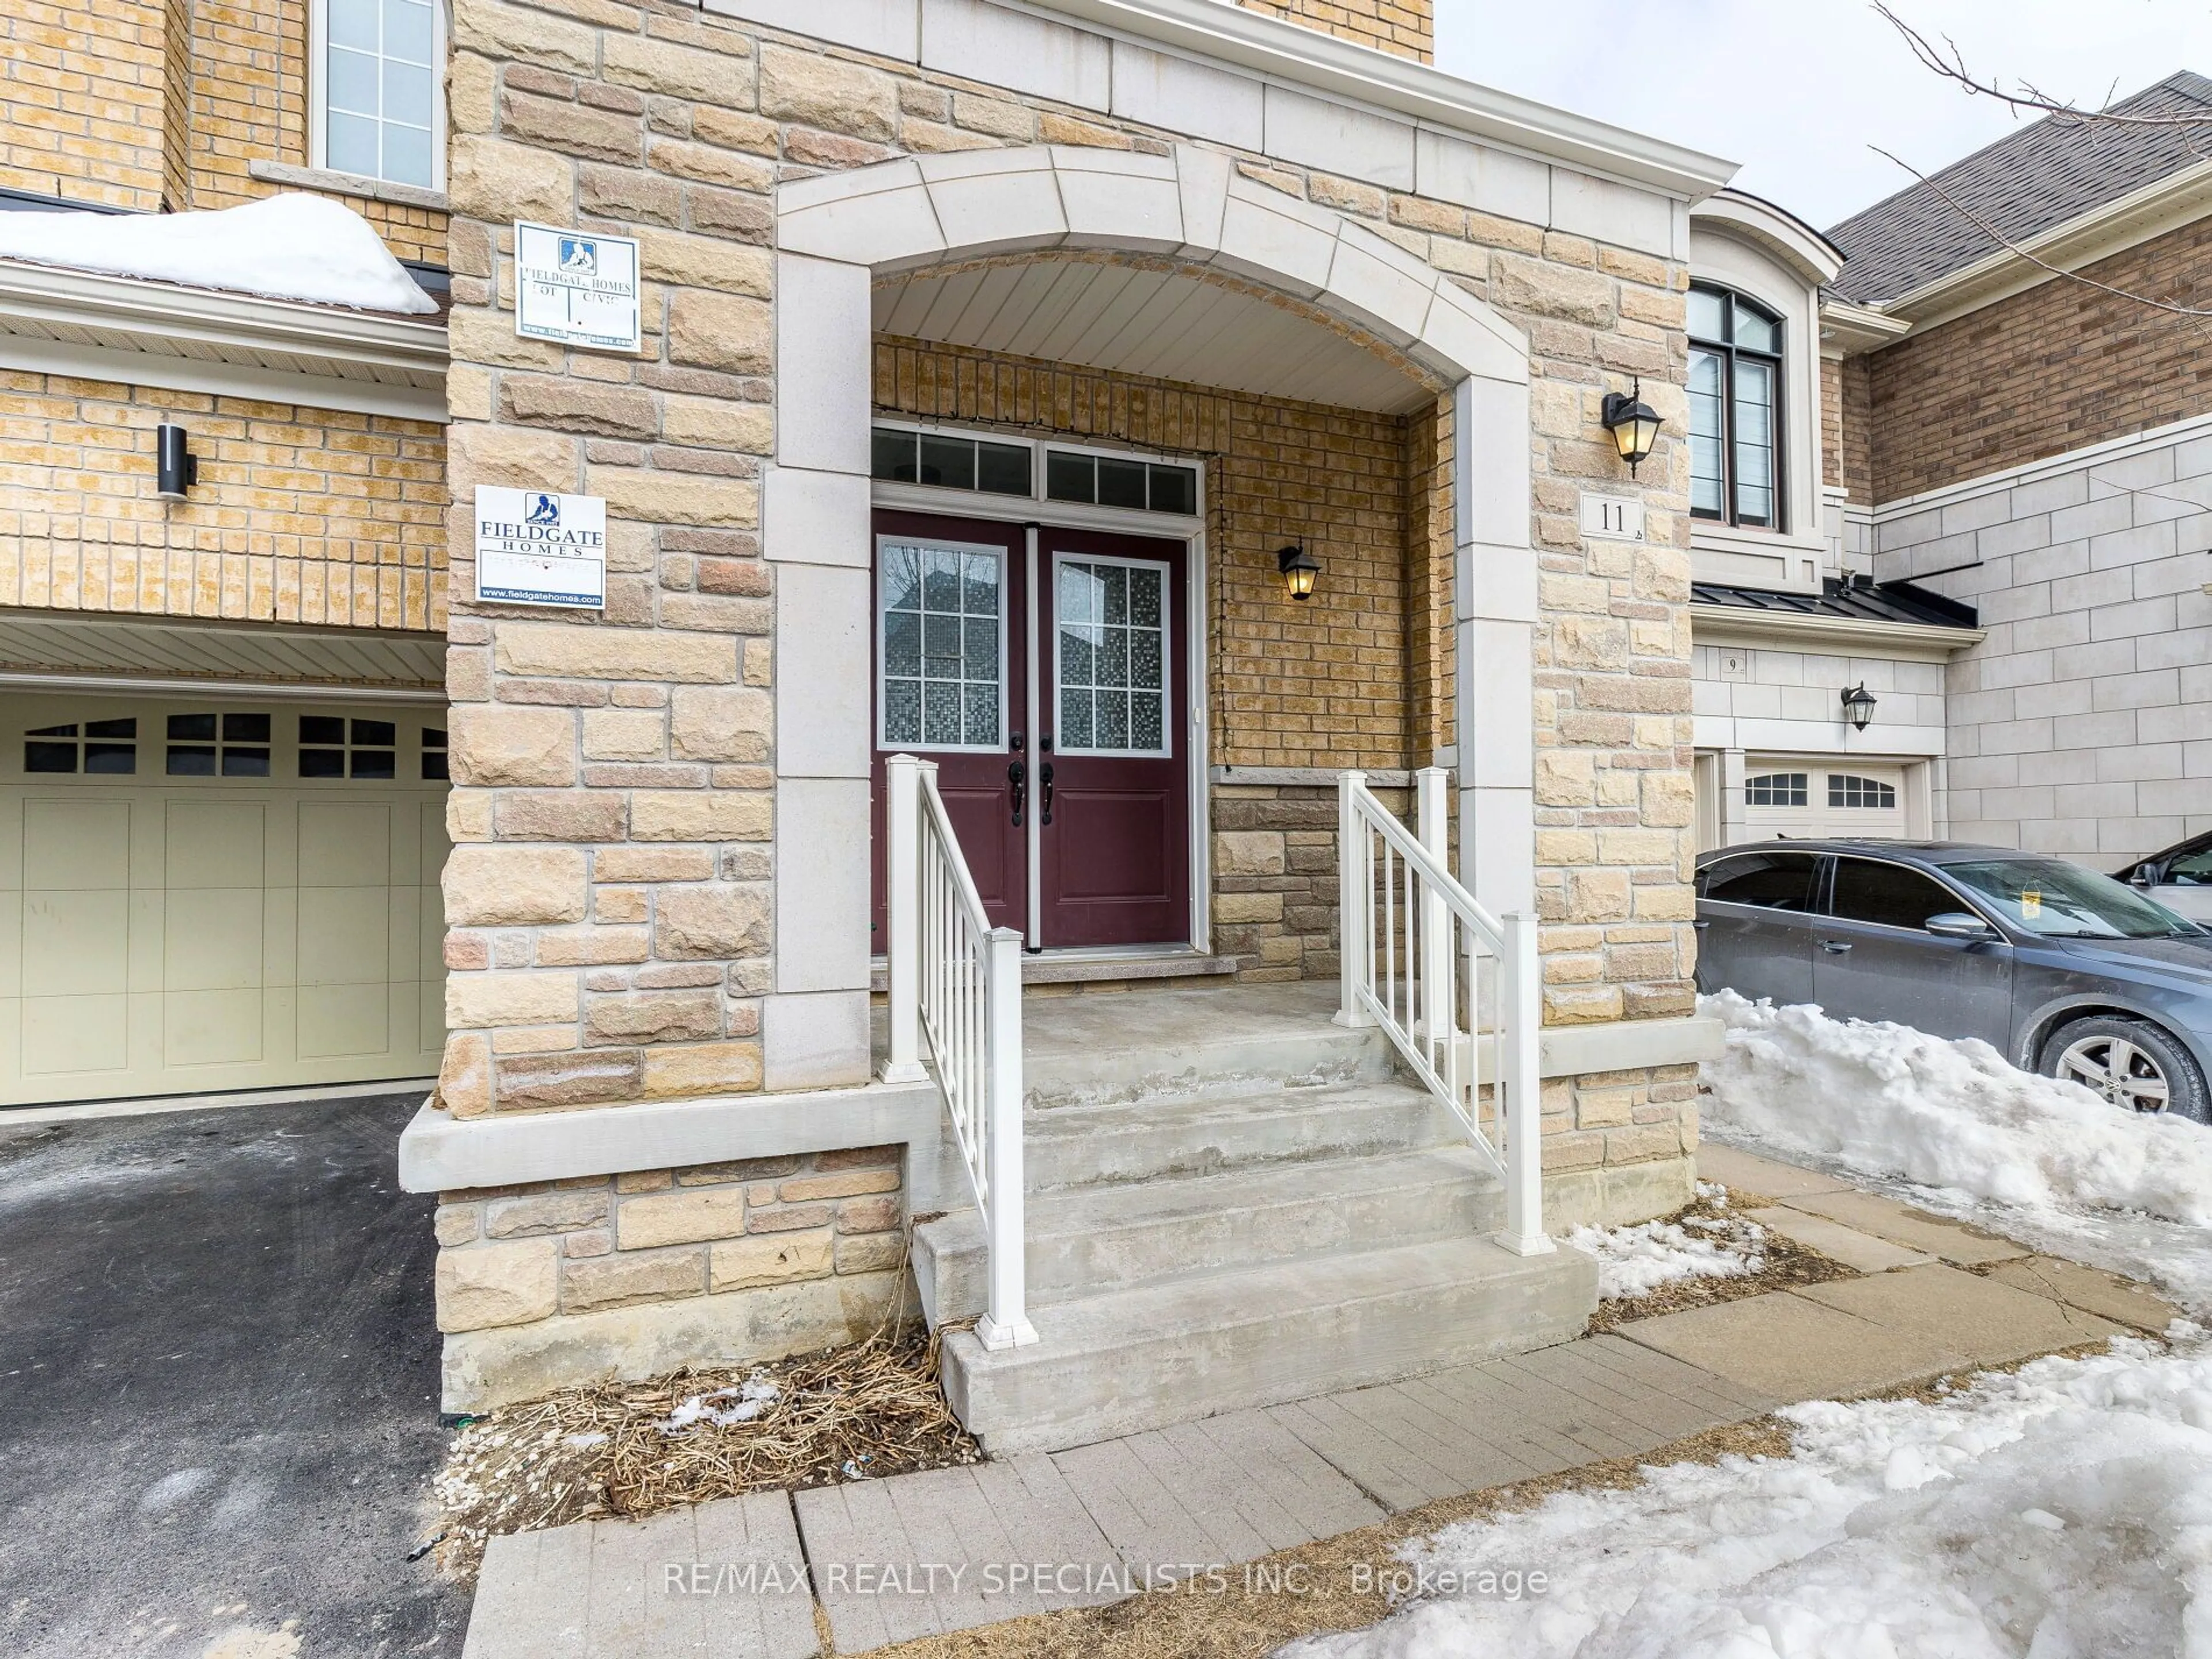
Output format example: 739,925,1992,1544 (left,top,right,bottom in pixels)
0,694,448,1105
1743,758,1908,841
